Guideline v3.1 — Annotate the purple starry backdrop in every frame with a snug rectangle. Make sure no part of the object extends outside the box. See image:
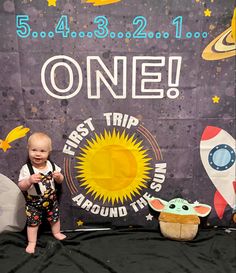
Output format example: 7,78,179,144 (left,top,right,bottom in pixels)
0,0,235,230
